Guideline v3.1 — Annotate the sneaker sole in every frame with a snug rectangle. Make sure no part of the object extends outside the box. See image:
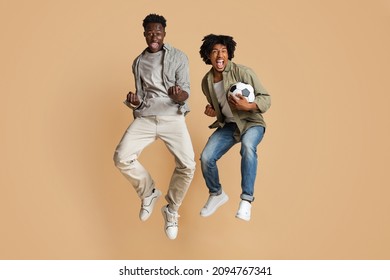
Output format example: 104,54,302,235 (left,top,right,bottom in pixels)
200,195,229,217
235,213,251,222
